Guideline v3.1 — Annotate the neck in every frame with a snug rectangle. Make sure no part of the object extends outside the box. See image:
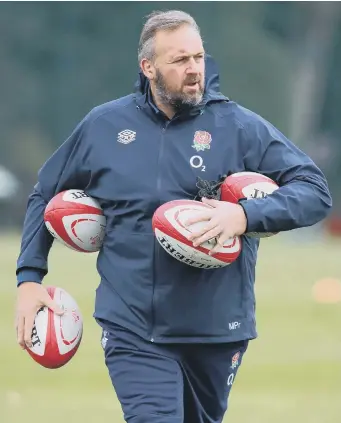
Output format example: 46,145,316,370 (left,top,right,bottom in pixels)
149,85,175,120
